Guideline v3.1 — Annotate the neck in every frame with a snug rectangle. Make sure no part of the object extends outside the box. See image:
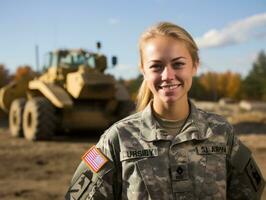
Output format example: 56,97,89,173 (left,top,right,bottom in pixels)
153,98,189,120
